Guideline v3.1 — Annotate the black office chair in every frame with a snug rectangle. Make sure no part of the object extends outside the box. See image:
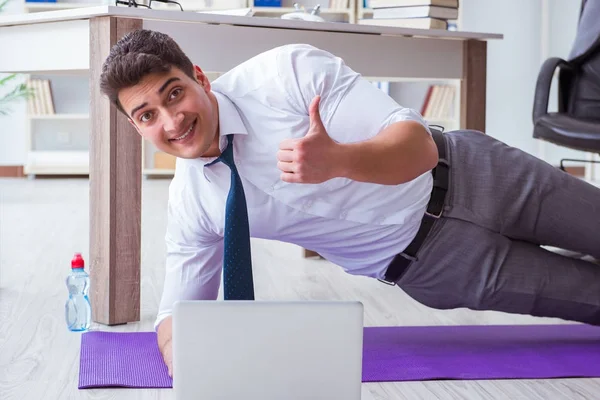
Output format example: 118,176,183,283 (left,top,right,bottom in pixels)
532,0,600,171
